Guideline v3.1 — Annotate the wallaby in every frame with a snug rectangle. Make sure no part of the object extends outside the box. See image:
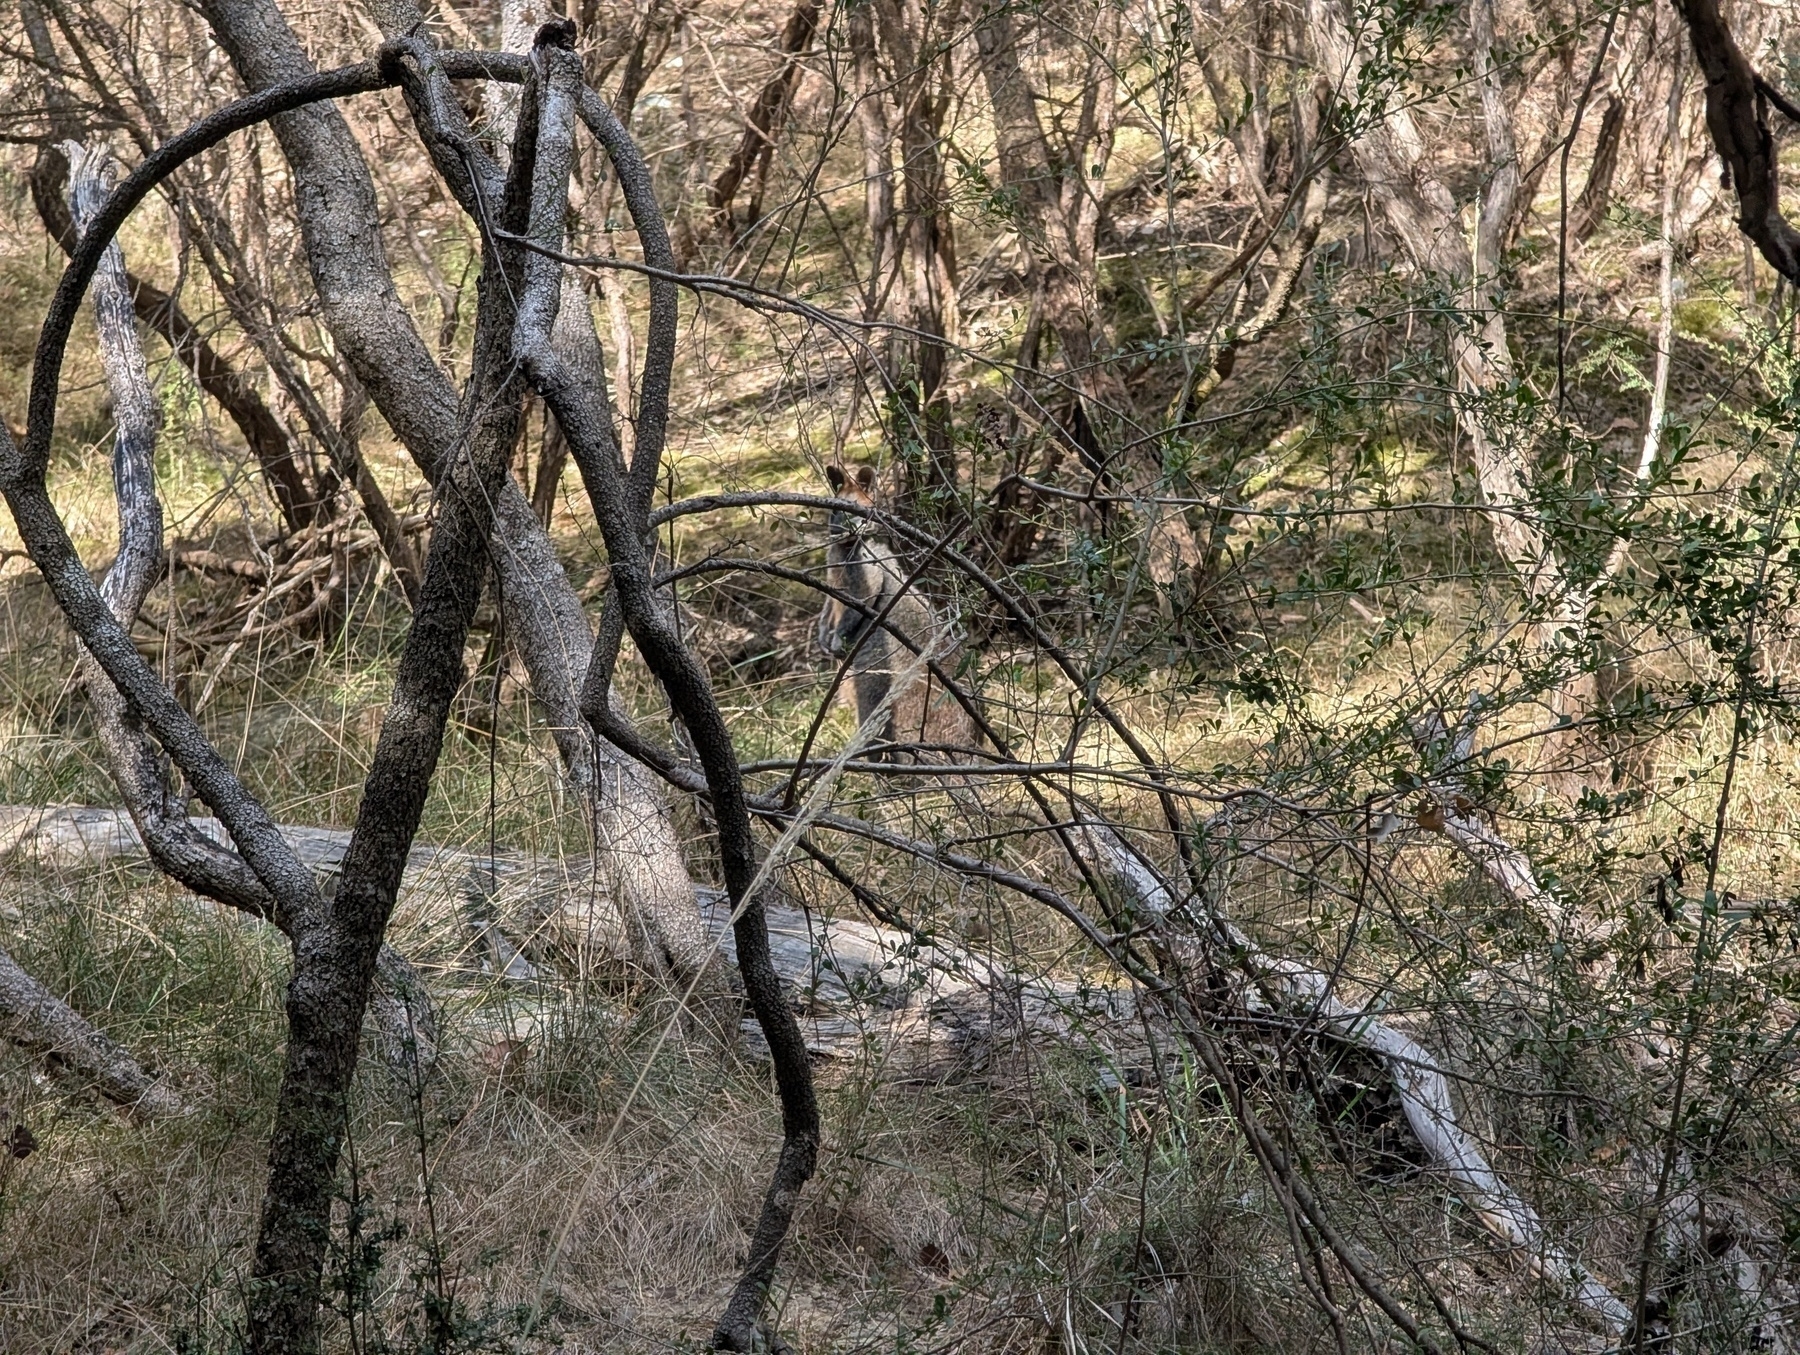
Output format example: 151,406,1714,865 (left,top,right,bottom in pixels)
817,464,976,761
